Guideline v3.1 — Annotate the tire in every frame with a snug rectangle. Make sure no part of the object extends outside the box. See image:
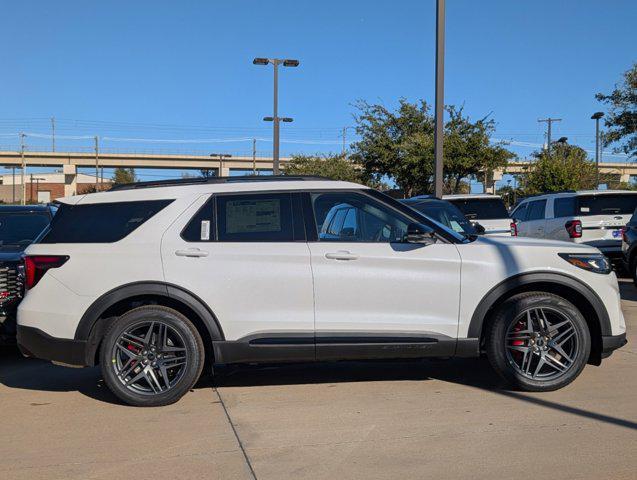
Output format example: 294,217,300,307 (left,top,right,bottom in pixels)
632,260,637,287
100,305,205,407
486,292,590,392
